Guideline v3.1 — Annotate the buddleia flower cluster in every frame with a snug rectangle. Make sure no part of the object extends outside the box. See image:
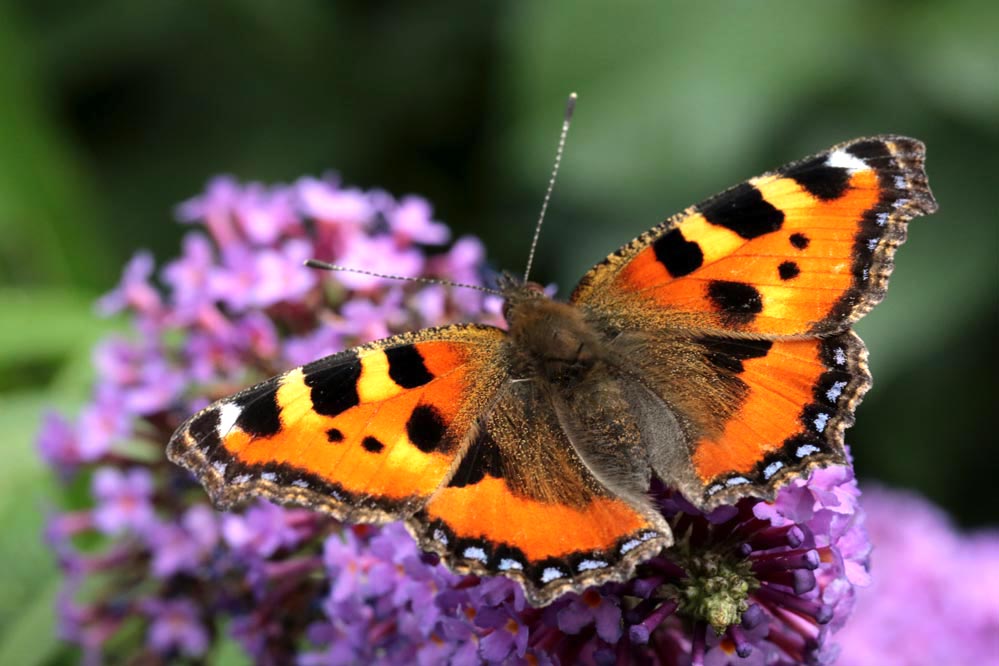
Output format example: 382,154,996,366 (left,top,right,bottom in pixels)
40,172,874,665
836,487,999,666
